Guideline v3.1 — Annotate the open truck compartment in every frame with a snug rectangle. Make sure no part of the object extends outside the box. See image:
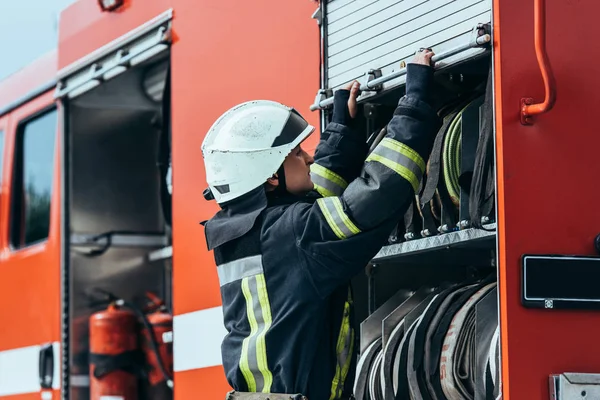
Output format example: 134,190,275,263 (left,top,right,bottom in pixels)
58,15,173,400
314,0,501,398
